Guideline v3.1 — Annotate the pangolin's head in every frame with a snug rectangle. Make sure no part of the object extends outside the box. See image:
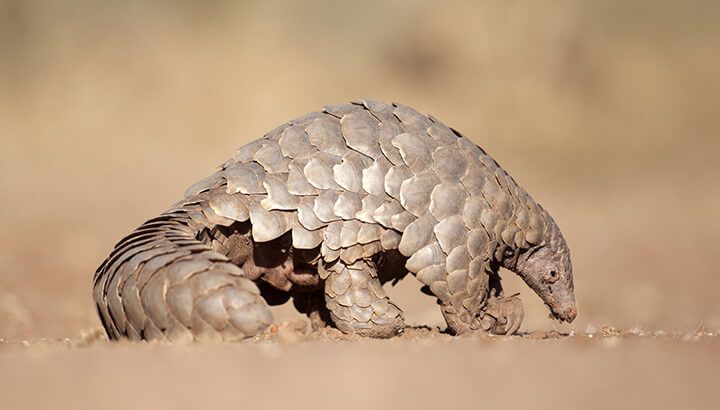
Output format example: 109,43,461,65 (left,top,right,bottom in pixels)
513,219,576,323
